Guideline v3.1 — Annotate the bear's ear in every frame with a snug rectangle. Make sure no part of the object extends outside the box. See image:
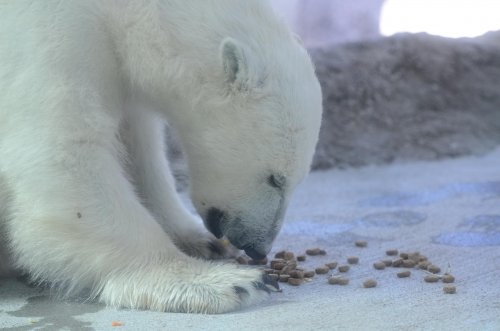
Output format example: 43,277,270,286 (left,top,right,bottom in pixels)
220,38,250,90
